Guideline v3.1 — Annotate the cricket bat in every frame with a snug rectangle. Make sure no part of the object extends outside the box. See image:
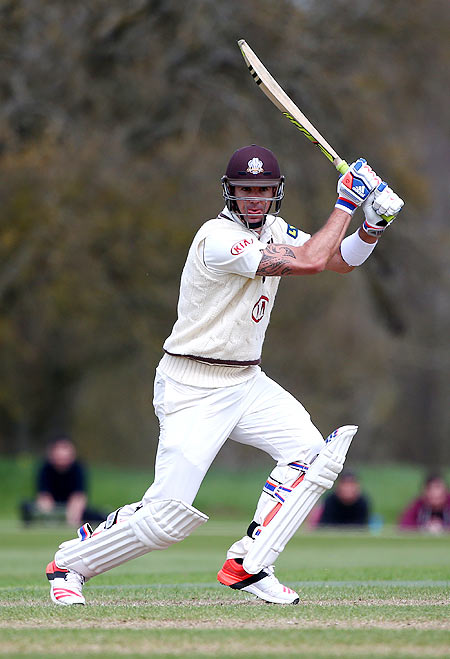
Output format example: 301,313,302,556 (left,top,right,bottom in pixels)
238,39,349,175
